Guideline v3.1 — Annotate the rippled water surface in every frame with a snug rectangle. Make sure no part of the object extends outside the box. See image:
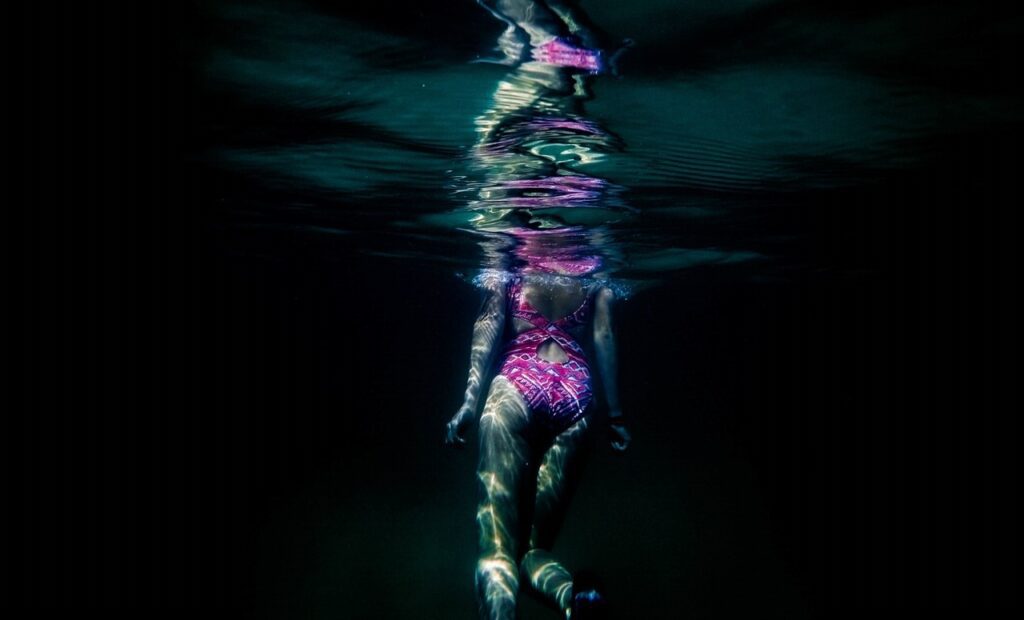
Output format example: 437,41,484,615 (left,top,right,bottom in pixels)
195,0,1018,283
